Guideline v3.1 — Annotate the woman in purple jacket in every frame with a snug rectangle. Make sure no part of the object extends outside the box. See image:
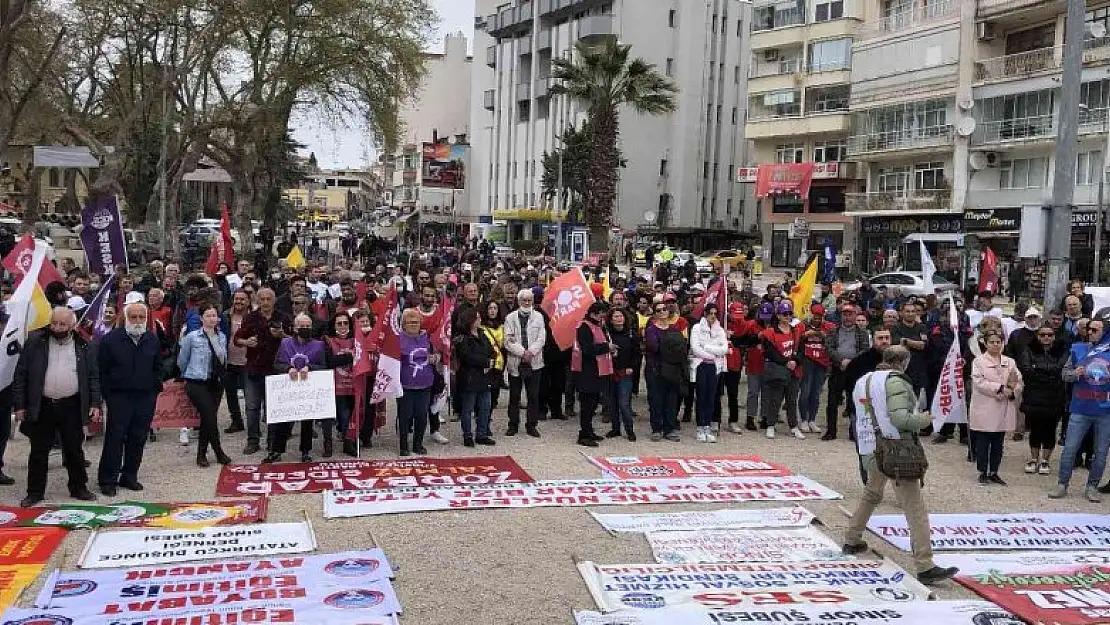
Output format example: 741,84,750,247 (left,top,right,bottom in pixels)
263,313,326,464
397,309,438,456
